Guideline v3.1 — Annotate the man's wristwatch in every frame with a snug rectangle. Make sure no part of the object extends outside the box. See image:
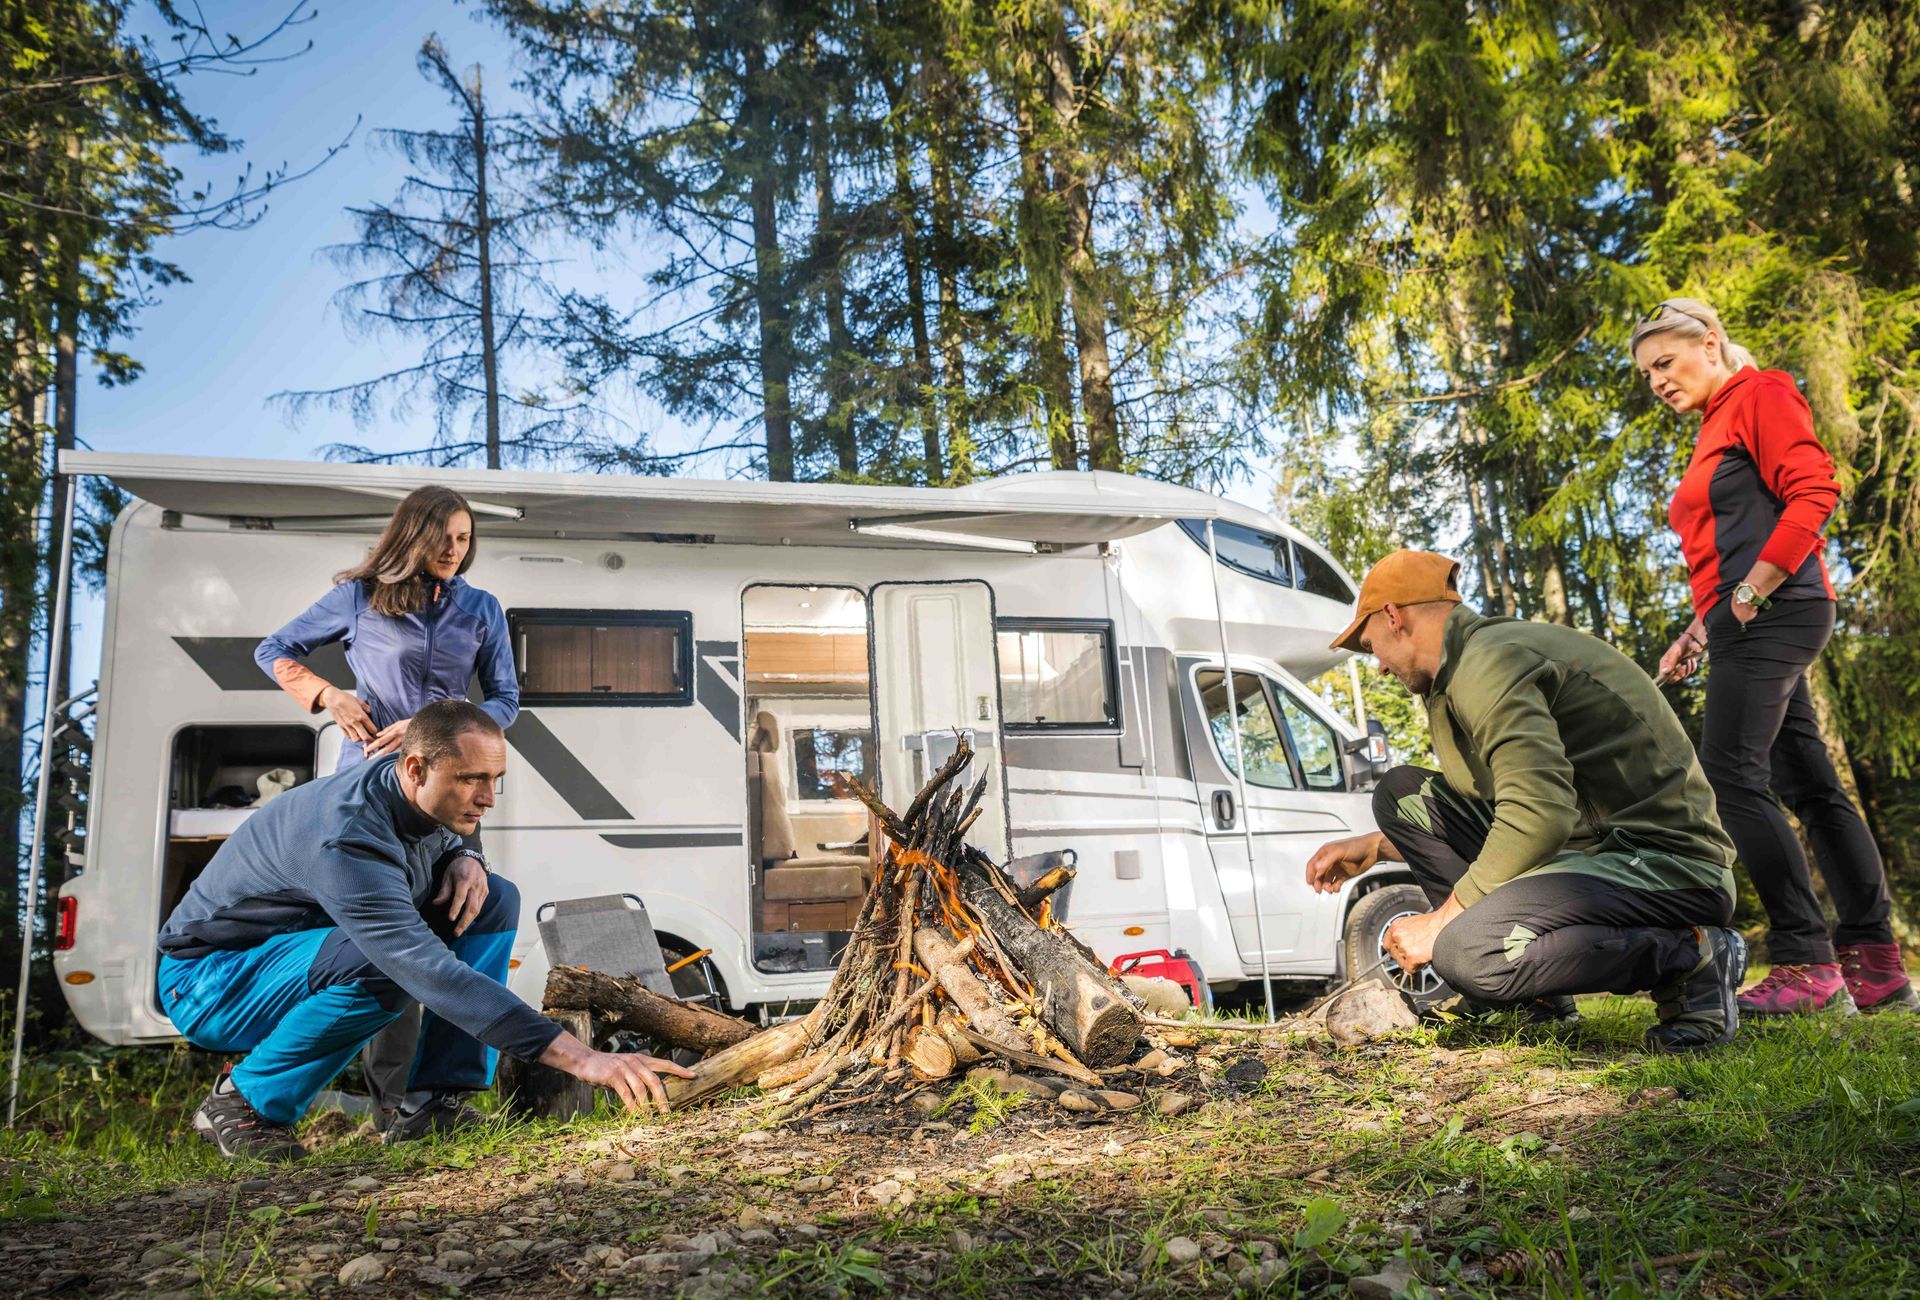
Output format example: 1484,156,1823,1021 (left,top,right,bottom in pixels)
1732,582,1772,611
454,847,491,875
